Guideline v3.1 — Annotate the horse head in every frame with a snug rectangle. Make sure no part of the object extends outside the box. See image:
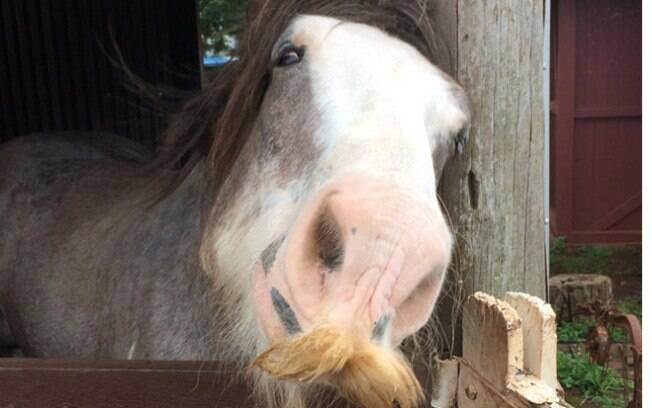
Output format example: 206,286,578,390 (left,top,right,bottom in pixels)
166,2,470,406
